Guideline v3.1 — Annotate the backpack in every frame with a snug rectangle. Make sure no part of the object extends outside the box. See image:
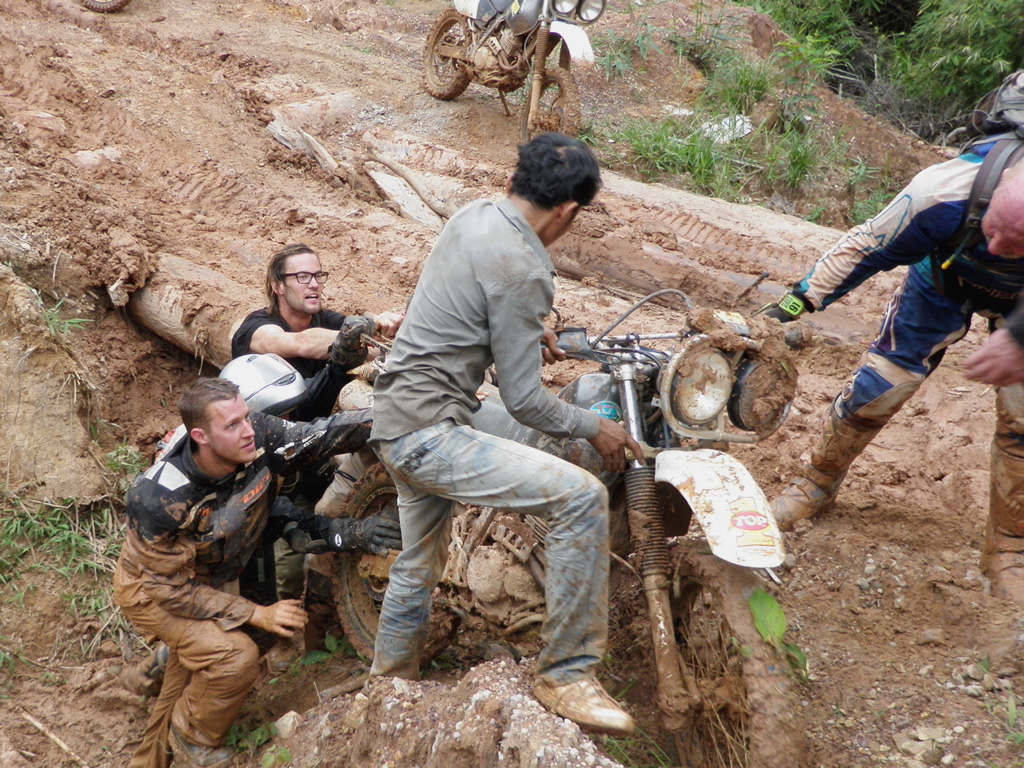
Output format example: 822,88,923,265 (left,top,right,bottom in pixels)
940,71,1024,270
